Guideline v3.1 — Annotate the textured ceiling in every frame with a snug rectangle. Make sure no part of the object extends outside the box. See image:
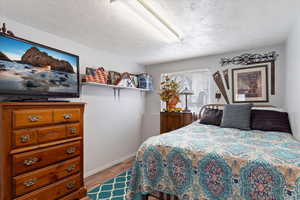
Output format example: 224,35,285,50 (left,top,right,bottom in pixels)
1,0,299,65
